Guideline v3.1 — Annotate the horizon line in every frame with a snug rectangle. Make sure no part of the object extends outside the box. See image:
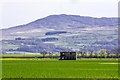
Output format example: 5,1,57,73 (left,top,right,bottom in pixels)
1,14,118,29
